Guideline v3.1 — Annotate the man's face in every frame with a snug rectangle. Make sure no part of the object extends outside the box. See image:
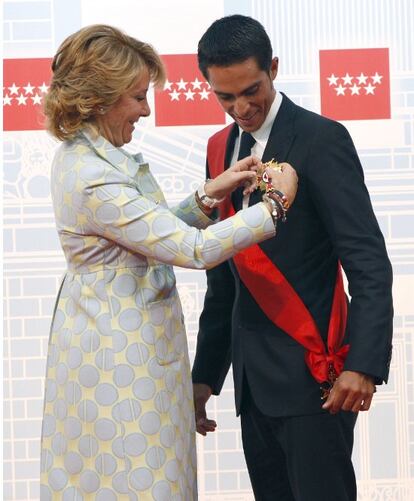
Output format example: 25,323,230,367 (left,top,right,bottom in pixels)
206,57,278,132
